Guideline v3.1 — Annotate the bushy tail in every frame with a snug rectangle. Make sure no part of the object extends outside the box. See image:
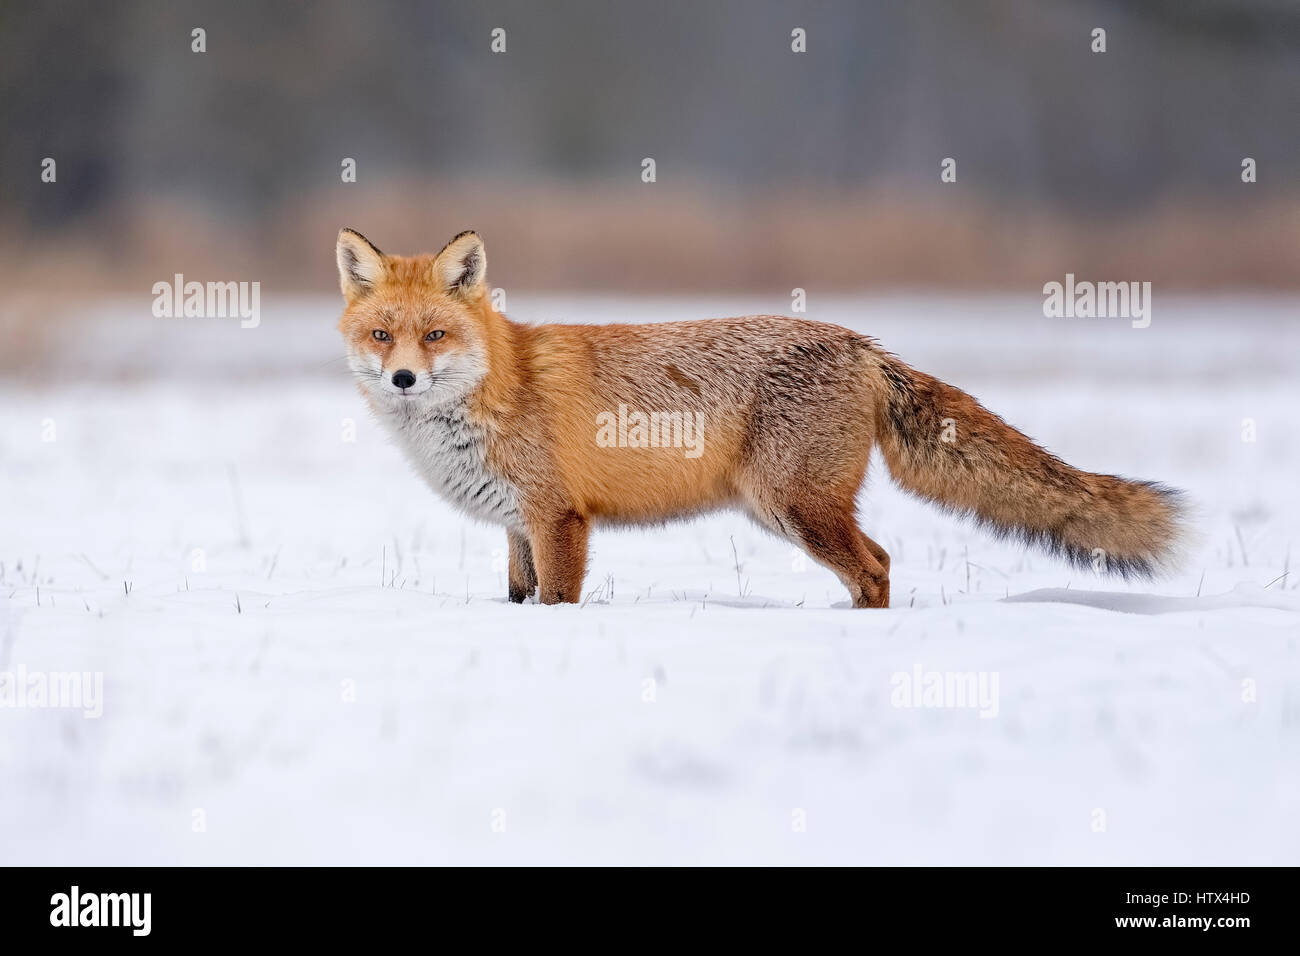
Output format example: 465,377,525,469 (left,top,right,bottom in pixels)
871,356,1188,578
